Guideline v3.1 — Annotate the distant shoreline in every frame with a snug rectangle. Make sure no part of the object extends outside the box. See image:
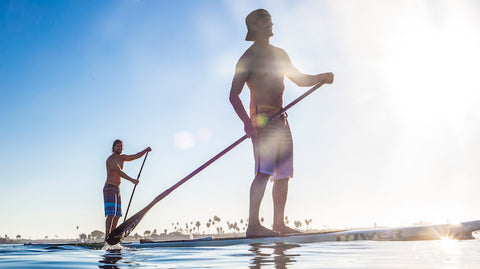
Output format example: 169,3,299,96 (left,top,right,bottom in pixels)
1,230,329,245
0,232,247,245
